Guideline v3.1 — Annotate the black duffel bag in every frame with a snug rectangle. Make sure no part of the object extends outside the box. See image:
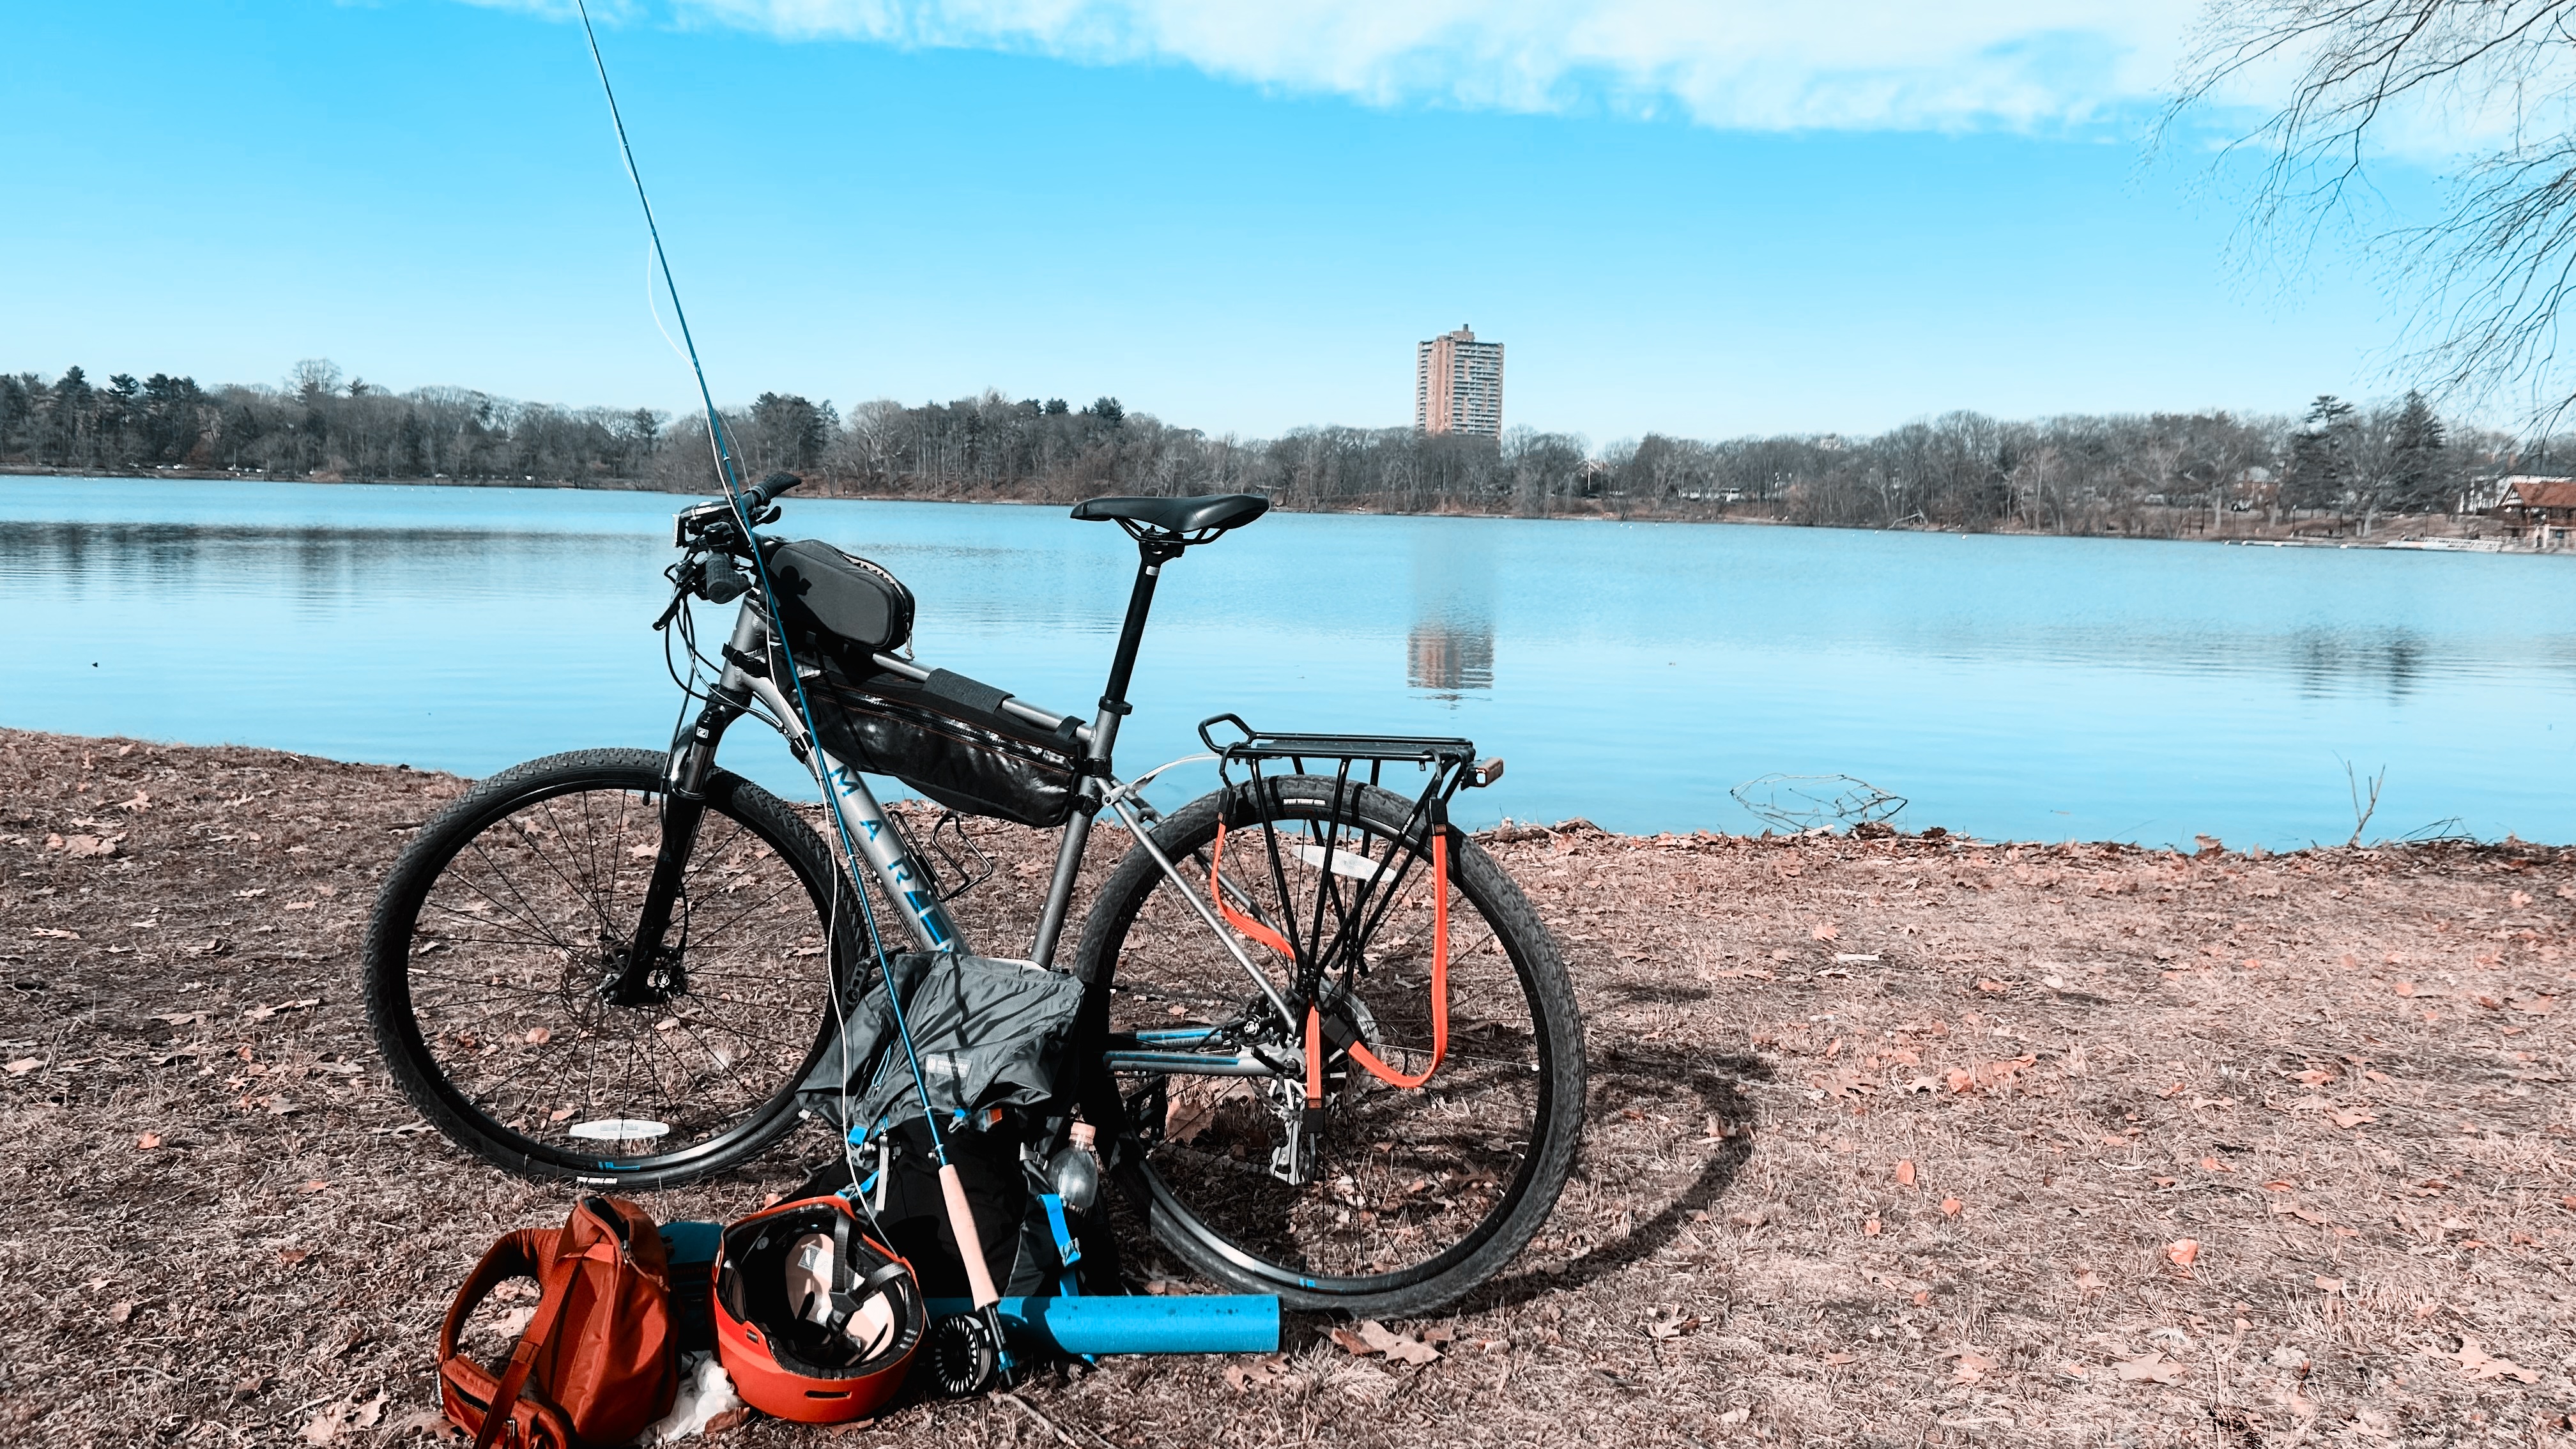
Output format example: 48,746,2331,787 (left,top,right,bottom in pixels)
805,659,1082,829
